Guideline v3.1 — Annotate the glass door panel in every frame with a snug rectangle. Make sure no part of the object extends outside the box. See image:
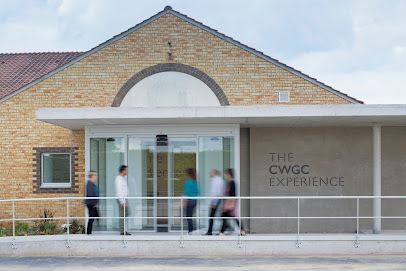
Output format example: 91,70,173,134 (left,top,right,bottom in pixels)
156,144,168,231
127,138,155,231
169,137,197,231
90,137,125,231
198,136,235,231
